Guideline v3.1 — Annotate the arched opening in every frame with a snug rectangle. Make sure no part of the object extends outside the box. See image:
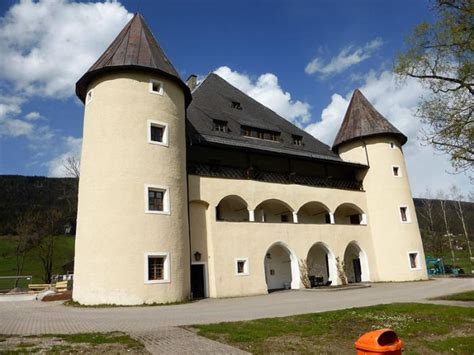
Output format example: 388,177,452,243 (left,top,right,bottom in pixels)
343,241,370,283
298,202,331,224
216,195,248,222
306,242,337,286
255,199,293,223
334,203,365,225
264,242,300,291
